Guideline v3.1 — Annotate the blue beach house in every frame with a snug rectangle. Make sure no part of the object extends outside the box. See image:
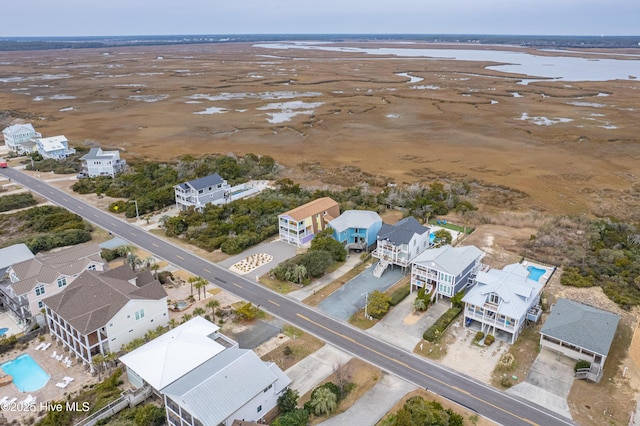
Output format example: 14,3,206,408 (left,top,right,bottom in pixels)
328,210,383,251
